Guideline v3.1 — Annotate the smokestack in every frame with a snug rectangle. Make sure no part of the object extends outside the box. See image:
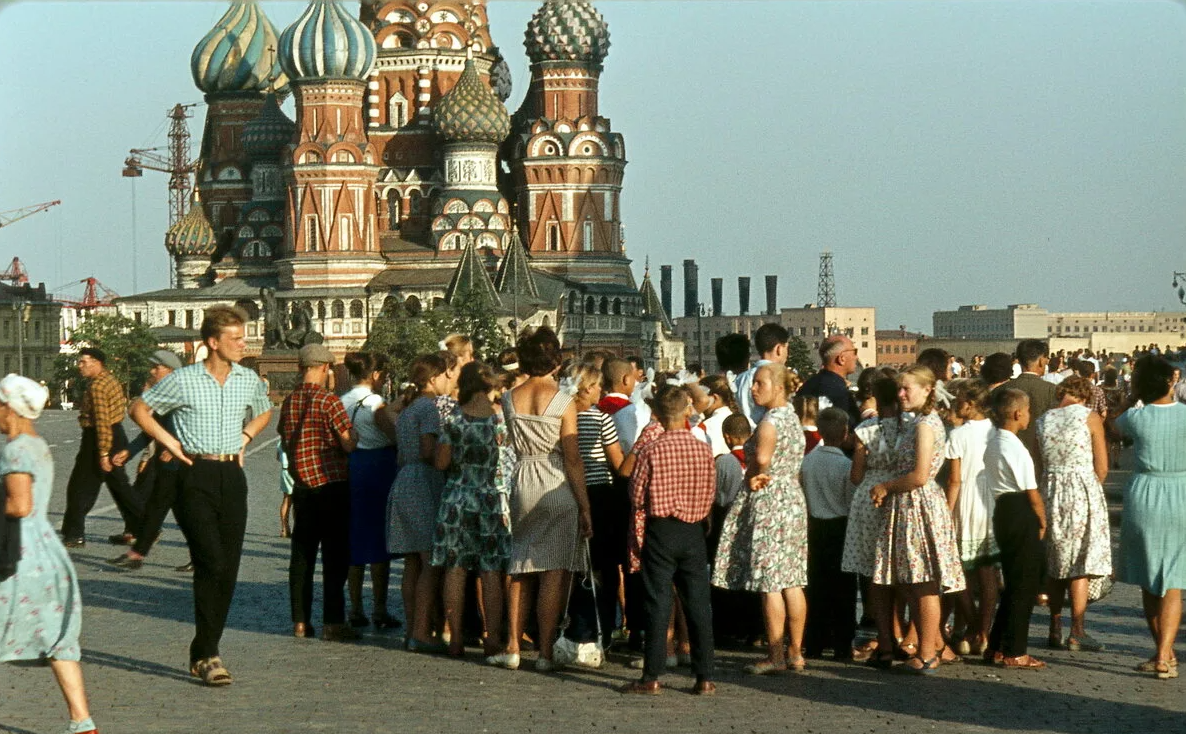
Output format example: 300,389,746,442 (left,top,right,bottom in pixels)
765,275,778,316
683,259,699,318
710,278,723,317
738,277,750,315
660,265,673,320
